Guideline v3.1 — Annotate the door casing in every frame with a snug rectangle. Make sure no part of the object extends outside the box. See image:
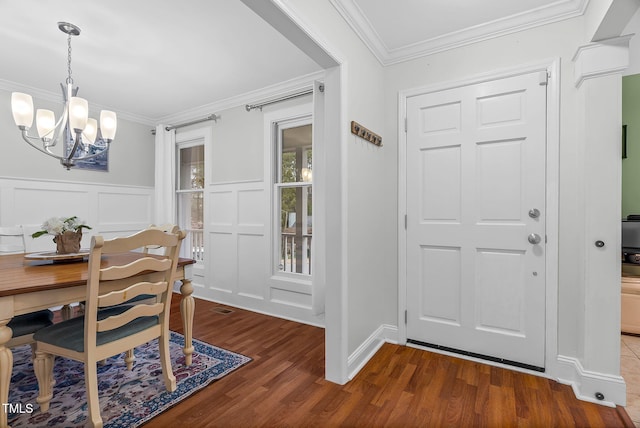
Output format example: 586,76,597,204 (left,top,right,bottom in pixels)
398,59,560,377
